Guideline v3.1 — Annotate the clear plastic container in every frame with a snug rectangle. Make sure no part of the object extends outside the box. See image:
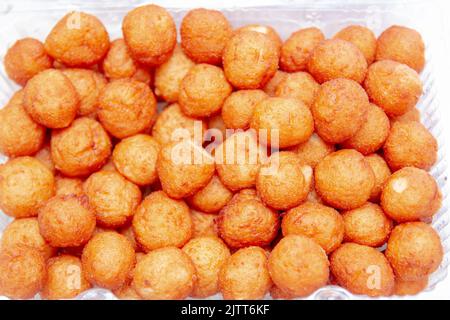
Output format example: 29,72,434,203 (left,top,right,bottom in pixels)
0,0,449,300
